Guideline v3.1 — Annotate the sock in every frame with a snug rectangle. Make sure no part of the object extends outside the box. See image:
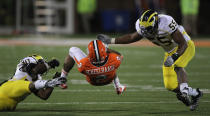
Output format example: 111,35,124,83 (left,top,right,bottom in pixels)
61,69,68,78
180,83,189,95
37,74,42,80
113,76,121,88
34,80,48,89
180,83,199,96
188,87,199,96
